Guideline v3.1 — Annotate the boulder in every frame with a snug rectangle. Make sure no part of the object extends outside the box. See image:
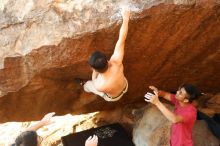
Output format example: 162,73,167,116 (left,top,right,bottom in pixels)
0,0,220,122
